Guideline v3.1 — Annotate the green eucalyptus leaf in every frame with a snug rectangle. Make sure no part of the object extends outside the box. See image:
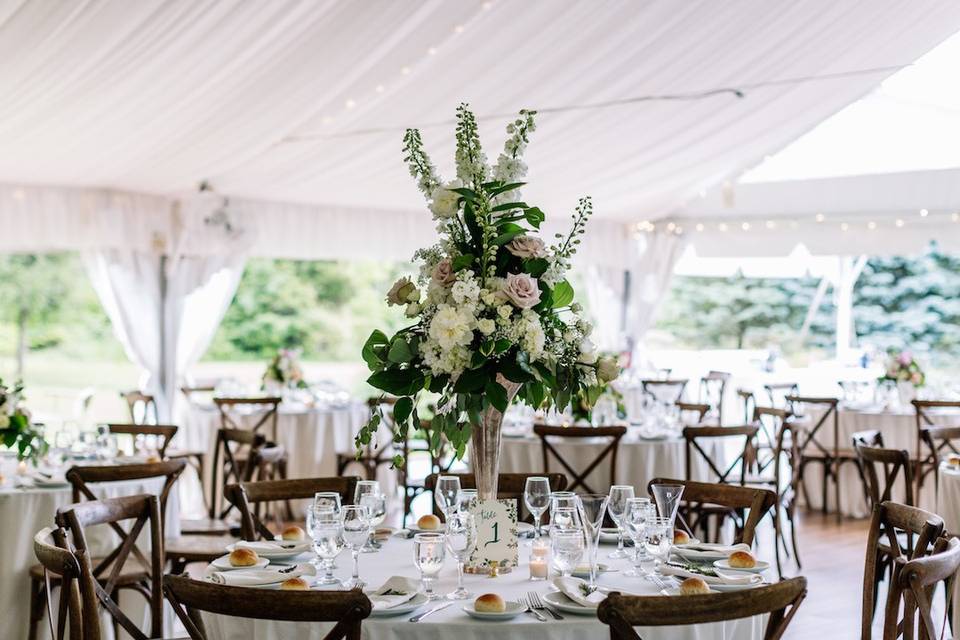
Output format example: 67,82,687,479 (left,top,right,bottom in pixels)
453,367,487,393
393,396,414,424
387,338,414,363
367,368,424,396
552,280,575,308
361,330,390,370
484,379,509,412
